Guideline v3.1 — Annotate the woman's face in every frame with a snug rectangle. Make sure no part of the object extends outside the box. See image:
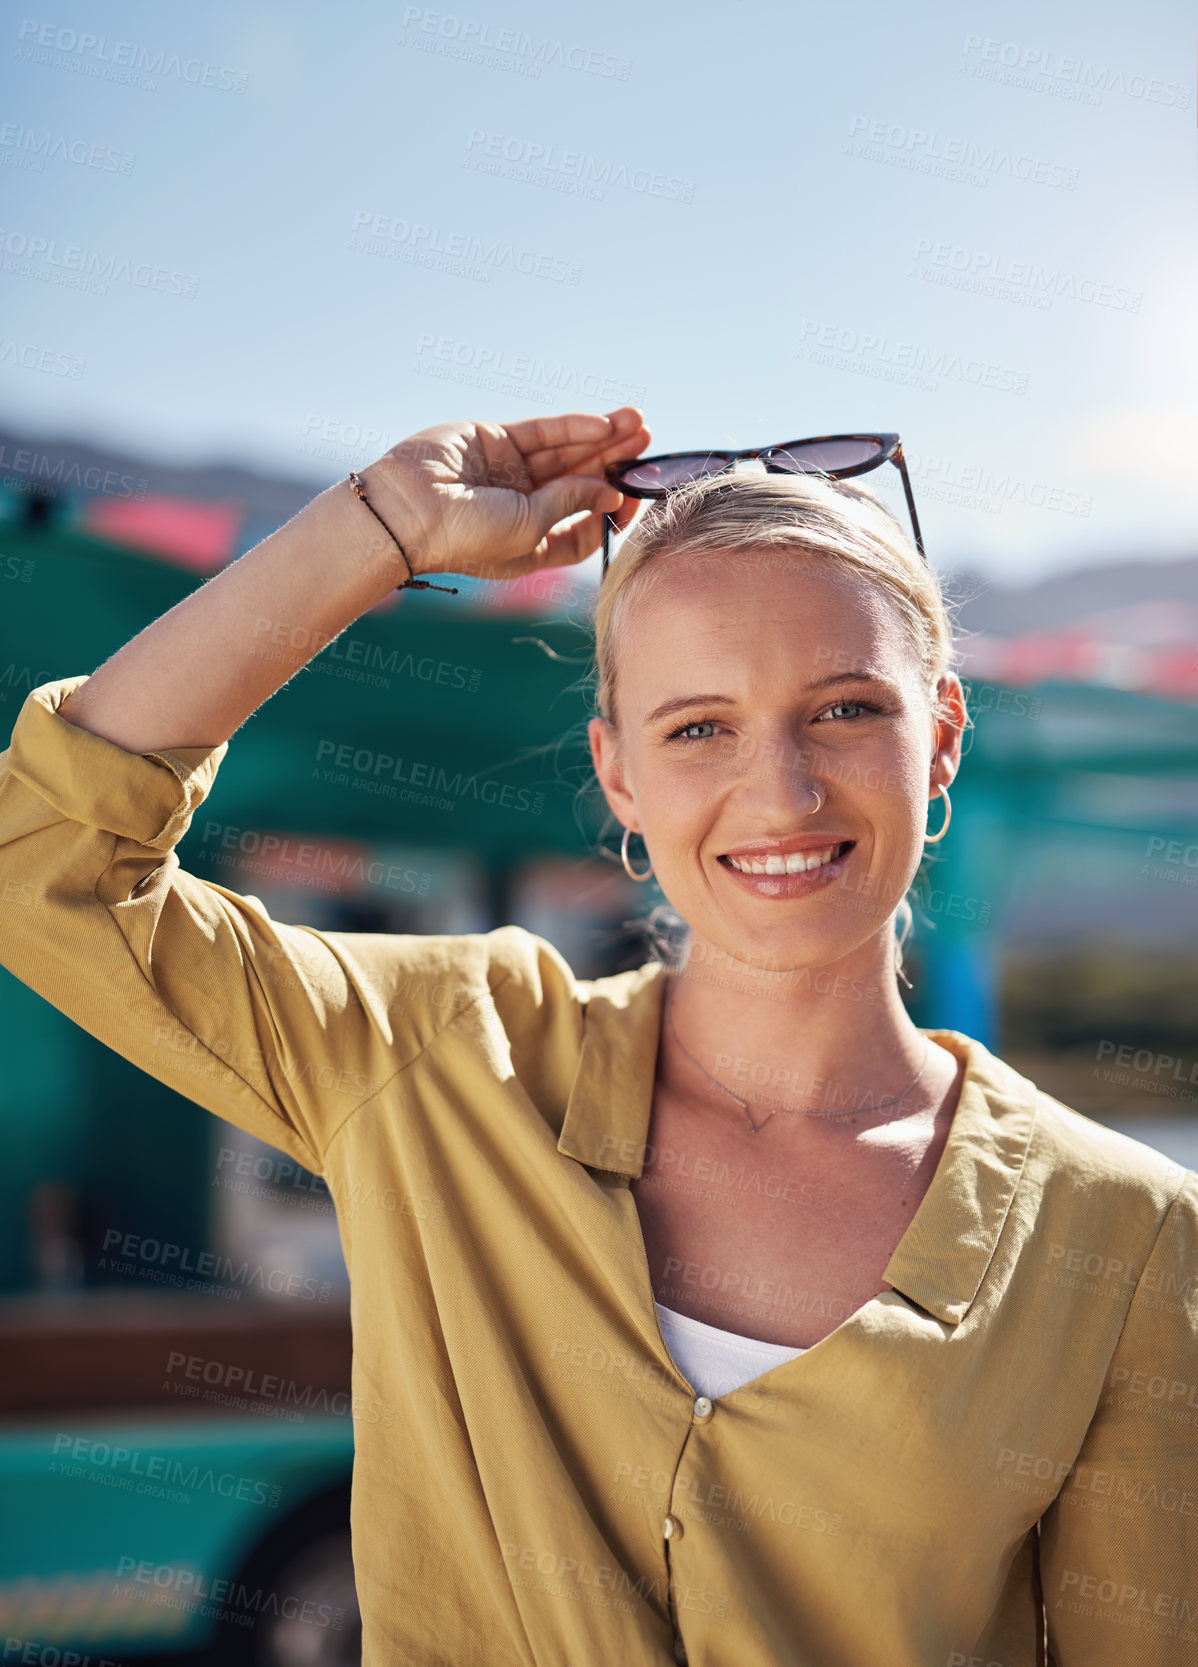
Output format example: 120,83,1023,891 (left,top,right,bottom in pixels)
588,548,967,977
